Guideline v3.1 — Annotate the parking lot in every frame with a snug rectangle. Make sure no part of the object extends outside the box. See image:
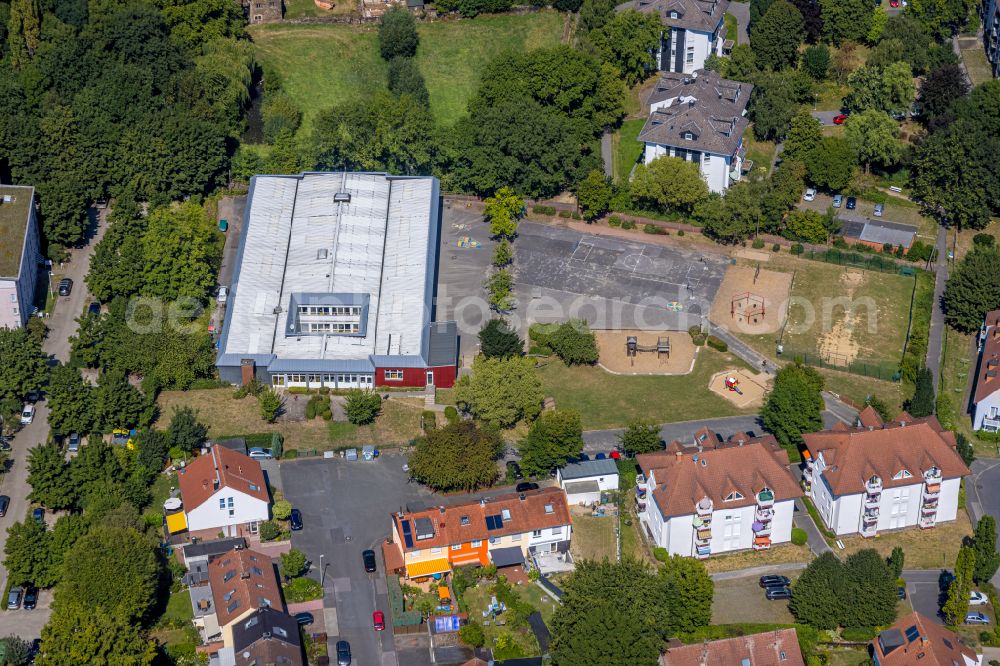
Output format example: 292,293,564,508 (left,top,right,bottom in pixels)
436,205,728,358
904,570,946,624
